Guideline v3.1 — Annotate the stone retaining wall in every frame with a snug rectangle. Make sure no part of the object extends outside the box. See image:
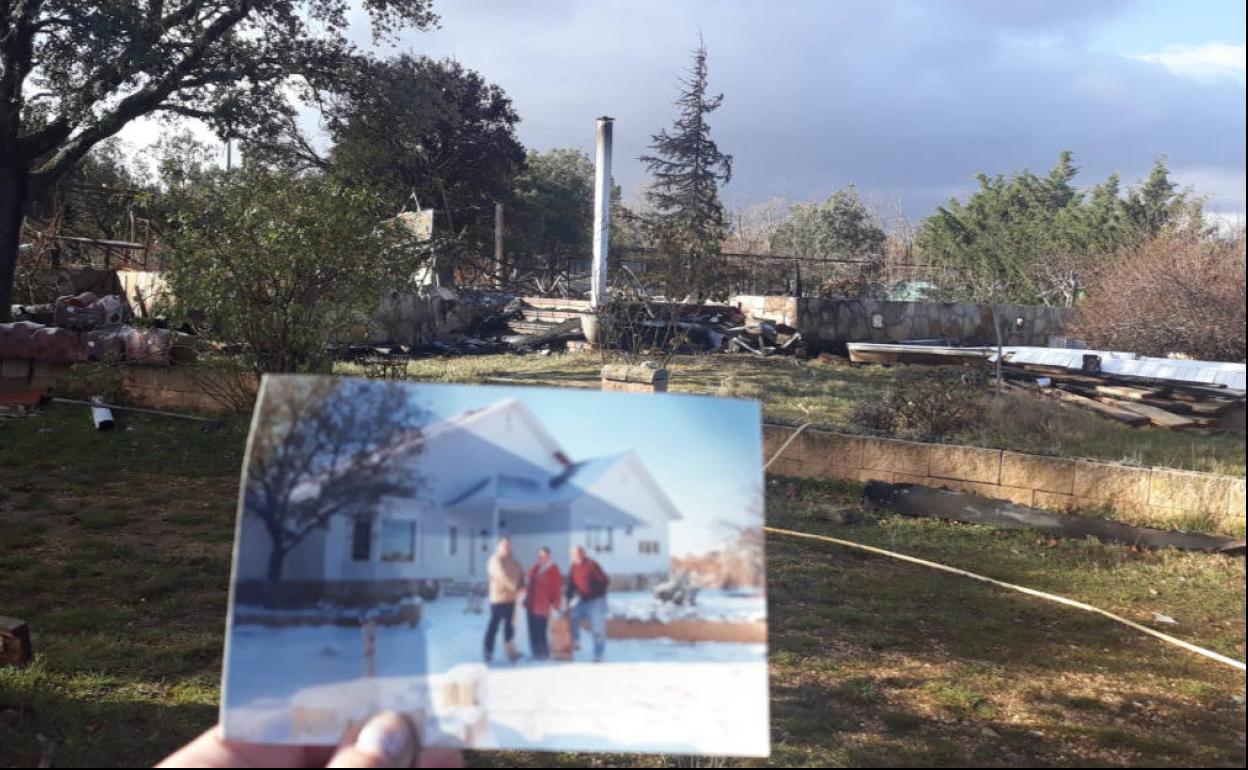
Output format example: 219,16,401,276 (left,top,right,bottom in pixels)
731,294,1072,350
1,358,256,414
123,365,257,413
763,424,1246,535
